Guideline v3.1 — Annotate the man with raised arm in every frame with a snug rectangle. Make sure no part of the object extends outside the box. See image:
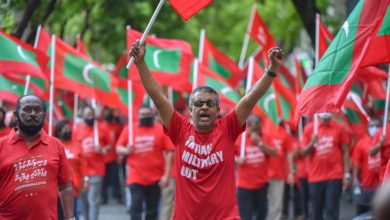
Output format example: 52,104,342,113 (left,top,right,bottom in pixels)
129,41,284,220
